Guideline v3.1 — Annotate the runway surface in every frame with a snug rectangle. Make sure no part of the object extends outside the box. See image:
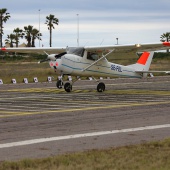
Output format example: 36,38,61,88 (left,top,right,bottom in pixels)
0,76,170,161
